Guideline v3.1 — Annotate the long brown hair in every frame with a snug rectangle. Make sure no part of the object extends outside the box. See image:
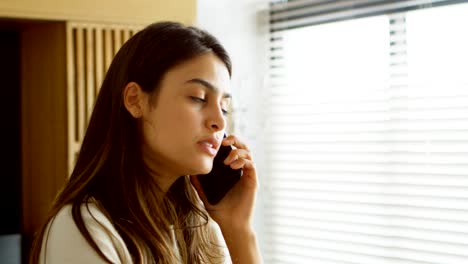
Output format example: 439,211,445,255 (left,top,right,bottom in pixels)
29,21,232,264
